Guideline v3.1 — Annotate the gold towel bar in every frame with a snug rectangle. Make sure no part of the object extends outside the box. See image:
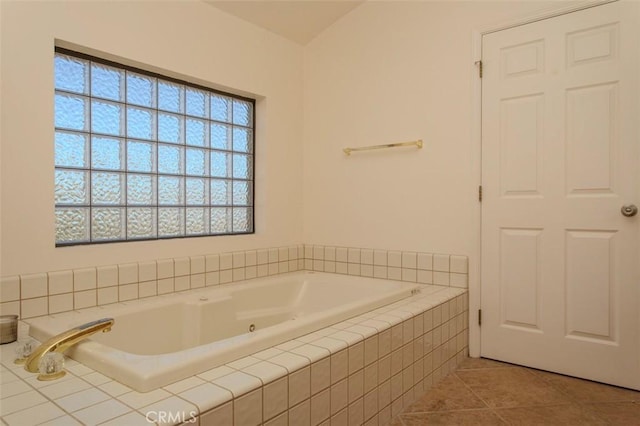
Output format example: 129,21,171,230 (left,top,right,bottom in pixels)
343,139,423,156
